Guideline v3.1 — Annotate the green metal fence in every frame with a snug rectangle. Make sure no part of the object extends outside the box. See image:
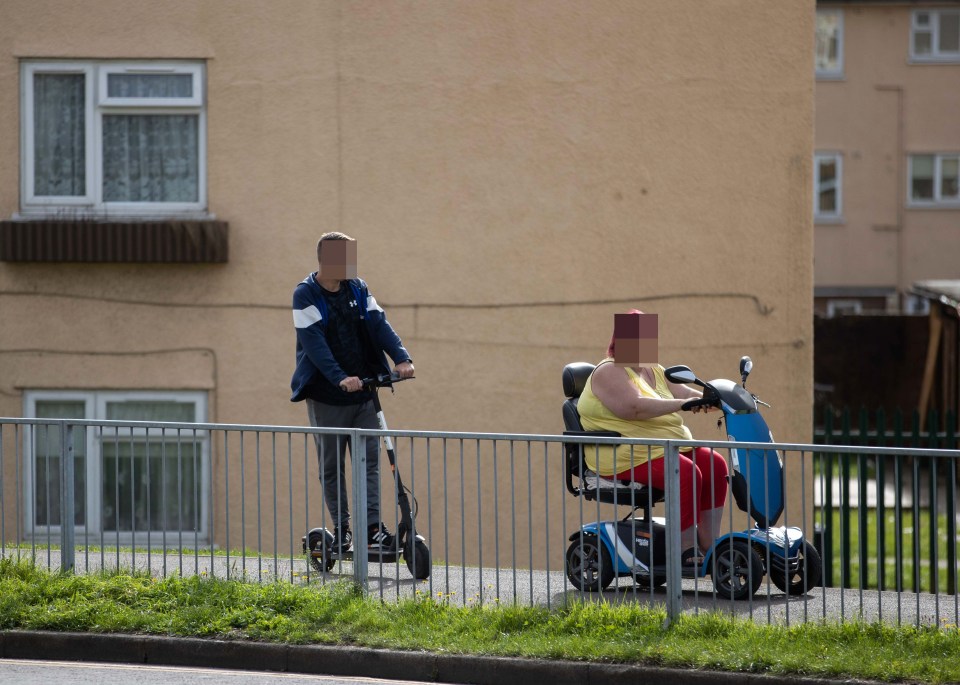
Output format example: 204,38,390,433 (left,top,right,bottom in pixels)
814,407,959,595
